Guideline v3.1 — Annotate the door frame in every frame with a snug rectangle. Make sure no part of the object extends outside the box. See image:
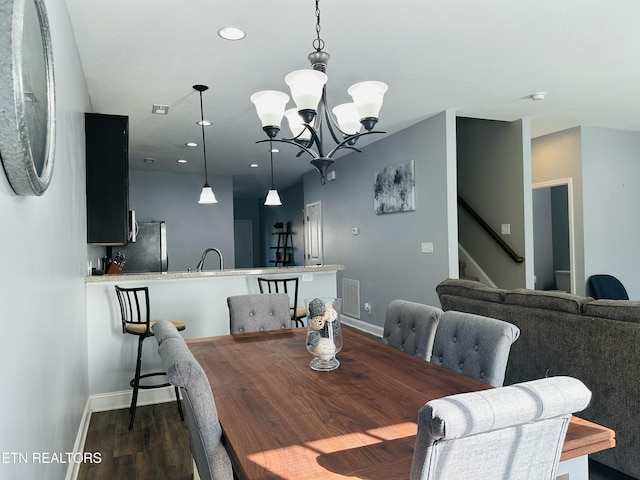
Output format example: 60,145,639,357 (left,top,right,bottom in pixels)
532,178,575,294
